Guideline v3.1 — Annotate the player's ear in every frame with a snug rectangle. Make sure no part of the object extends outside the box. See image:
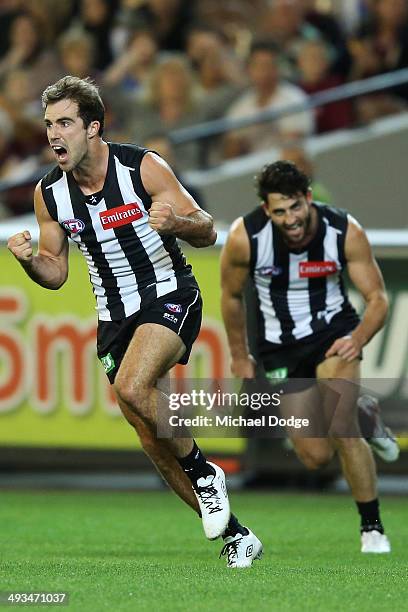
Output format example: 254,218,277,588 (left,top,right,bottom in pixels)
87,121,100,139
306,188,313,204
